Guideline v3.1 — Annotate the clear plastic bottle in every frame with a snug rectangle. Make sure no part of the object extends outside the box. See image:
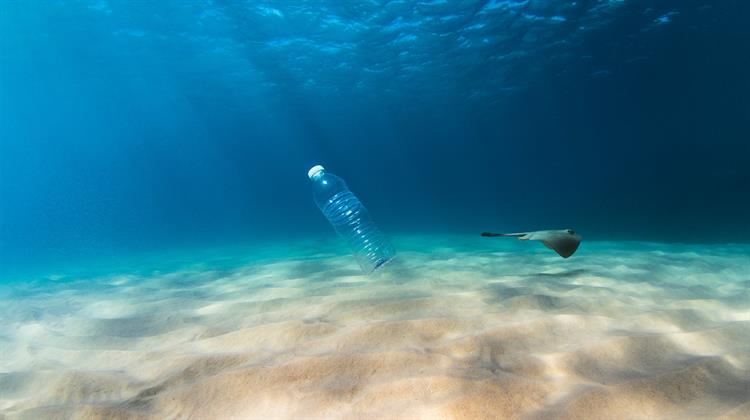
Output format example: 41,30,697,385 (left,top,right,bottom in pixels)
308,165,395,274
